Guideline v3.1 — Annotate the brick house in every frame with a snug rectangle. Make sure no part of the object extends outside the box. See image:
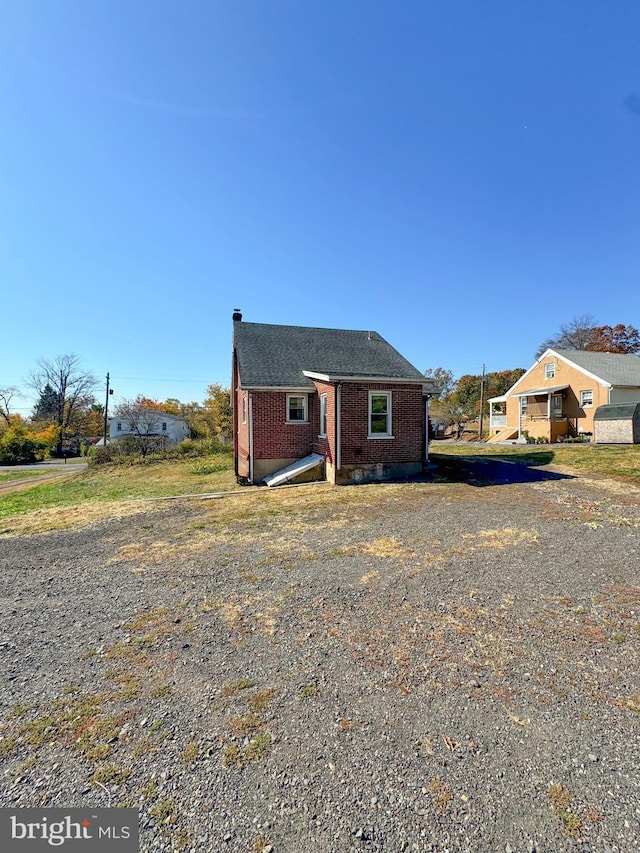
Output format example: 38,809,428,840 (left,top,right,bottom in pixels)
231,311,436,485
488,348,640,443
